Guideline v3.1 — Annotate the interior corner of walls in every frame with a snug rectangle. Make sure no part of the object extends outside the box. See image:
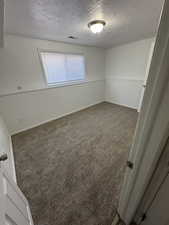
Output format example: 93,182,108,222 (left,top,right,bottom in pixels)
104,38,154,110
103,78,106,101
